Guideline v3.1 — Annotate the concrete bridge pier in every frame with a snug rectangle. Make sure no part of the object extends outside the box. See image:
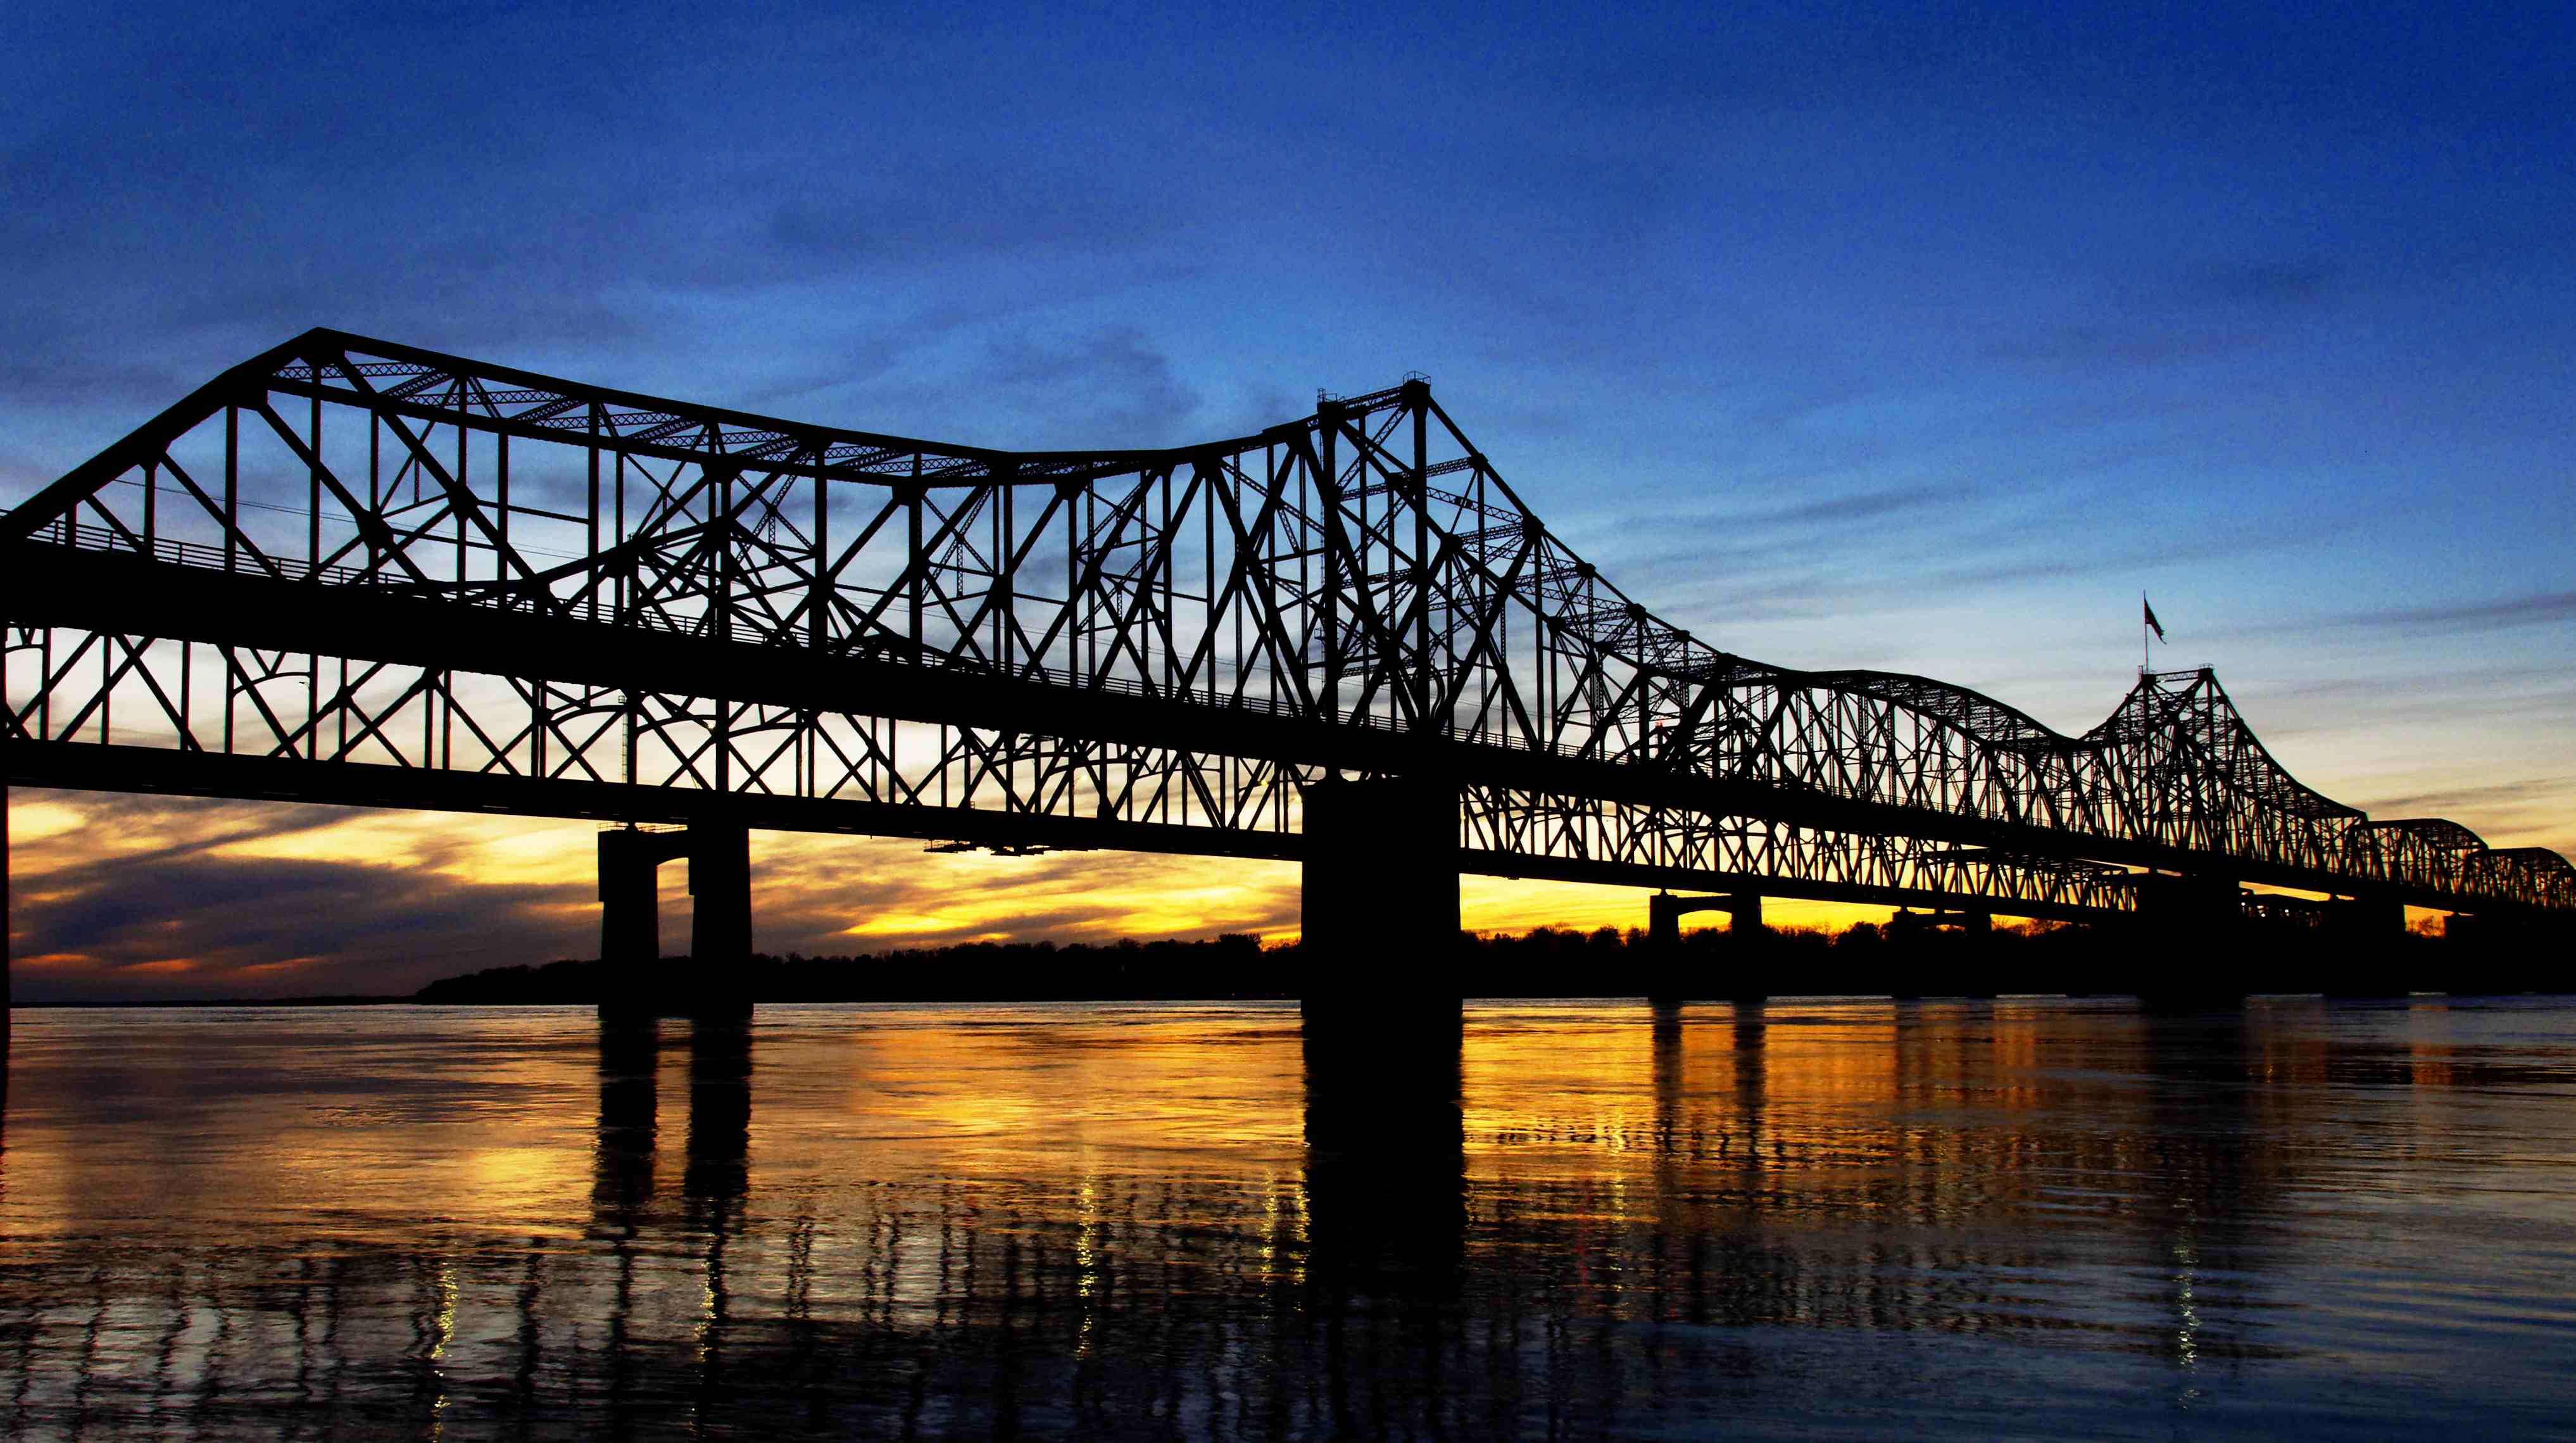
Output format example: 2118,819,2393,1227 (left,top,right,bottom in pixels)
1644,890,1768,1005
597,826,675,969
1645,893,1685,1006
2444,911,2551,995
597,819,755,1021
2321,895,2409,998
1731,891,1767,939
2132,873,2249,1003
1298,774,1461,1044
1942,909,1999,995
